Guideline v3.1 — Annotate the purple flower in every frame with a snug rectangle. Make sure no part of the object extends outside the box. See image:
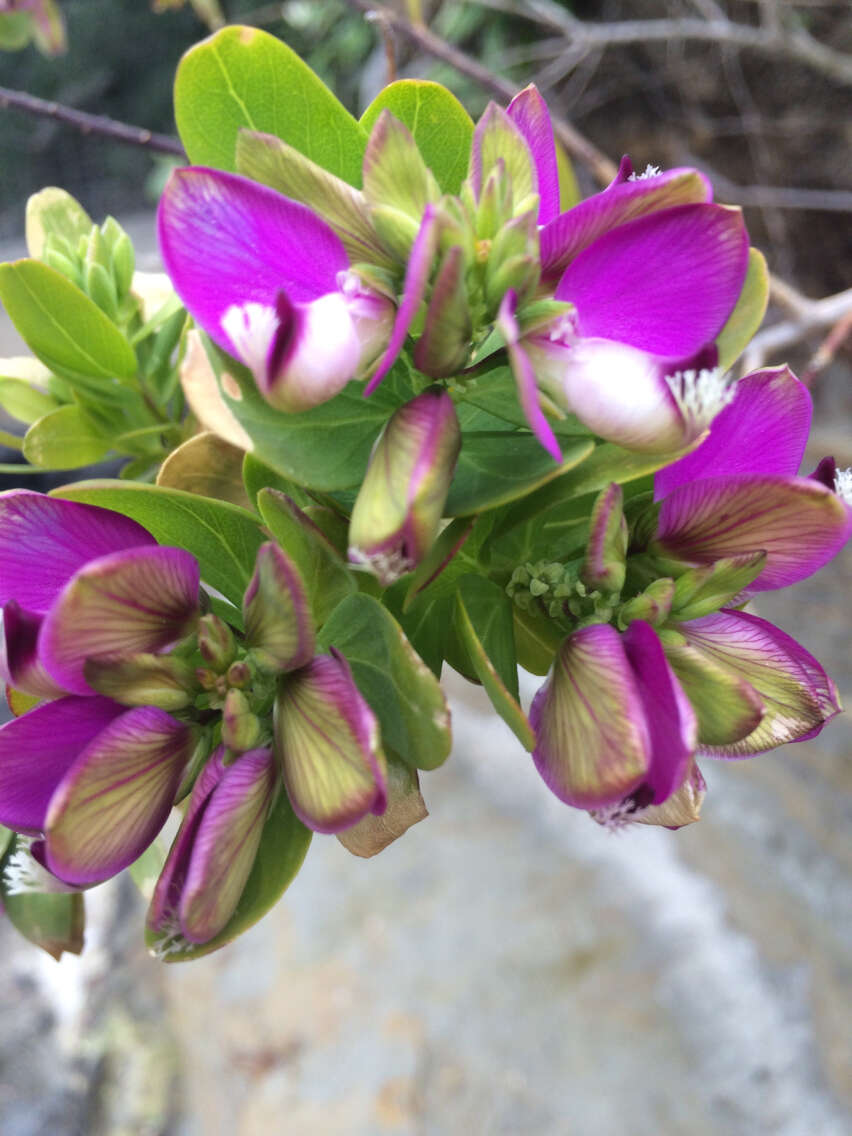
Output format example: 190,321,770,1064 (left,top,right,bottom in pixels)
147,745,276,947
158,168,394,412
243,541,388,833
496,93,750,452
0,492,200,885
651,367,852,592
